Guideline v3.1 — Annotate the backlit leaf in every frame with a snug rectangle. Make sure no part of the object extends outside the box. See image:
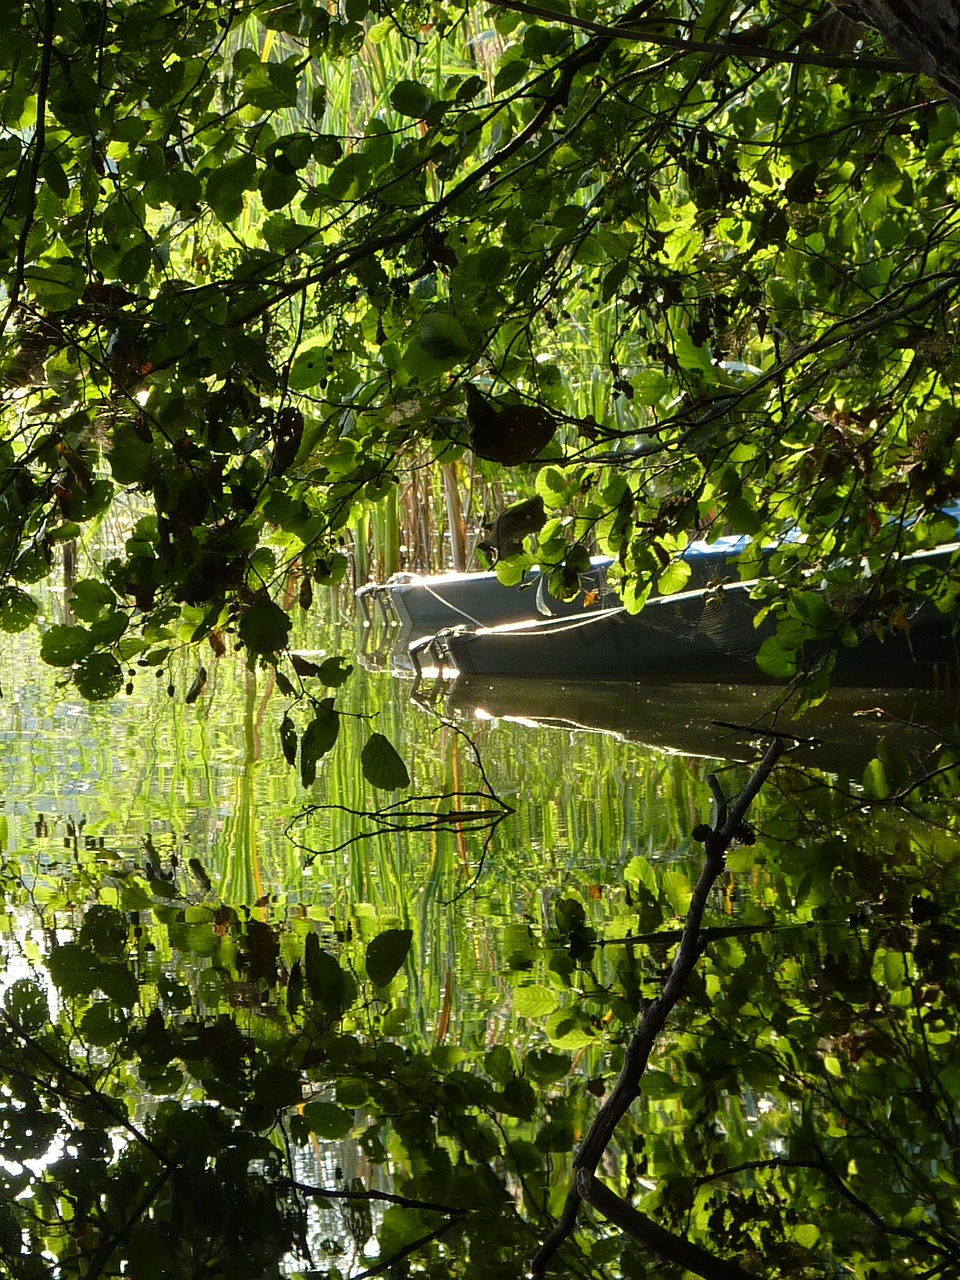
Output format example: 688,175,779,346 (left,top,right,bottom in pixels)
238,595,292,657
